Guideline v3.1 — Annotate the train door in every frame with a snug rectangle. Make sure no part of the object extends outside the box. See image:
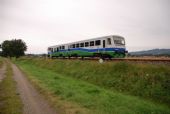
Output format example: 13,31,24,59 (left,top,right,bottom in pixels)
106,38,112,48
103,40,105,48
